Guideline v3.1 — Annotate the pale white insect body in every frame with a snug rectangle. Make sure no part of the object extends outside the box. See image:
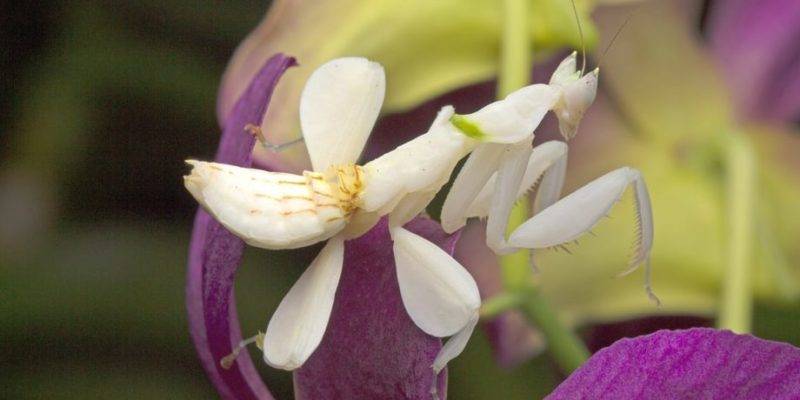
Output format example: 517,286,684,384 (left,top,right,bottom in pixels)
441,51,657,300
